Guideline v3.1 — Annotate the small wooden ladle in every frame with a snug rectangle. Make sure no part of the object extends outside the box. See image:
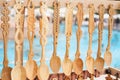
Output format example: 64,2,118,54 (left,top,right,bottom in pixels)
25,0,37,80
50,1,61,73
1,1,12,80
104,4,114,68
62,2,73,76
37,4,49,79
95,4,105,73
73,3,83,76
85,4,95,80
11,1,26,80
